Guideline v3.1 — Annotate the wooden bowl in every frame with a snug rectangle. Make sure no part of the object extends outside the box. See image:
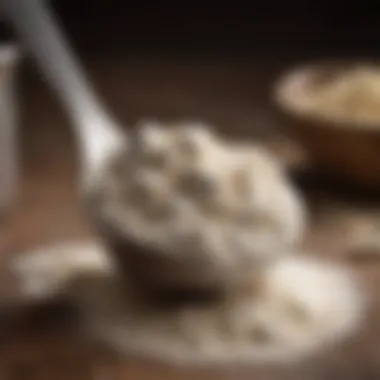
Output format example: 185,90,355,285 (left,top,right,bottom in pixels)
272,61,380,189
